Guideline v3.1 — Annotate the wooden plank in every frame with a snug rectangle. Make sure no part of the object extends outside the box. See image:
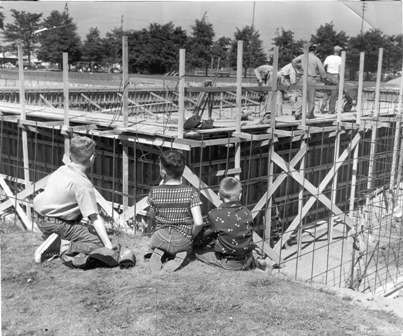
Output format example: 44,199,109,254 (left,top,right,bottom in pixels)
235,40,243,180
329,50,346,241
349,52,365,213
367,48,383,192
0,176,30,231
63,53,70,157
39,94,57,109
18,43,32,229
215,167,242,177
273,133,361,254
178,49,185,139
122,36,129,222
0,175,48,213
251,142,307,218
80,93,103,111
